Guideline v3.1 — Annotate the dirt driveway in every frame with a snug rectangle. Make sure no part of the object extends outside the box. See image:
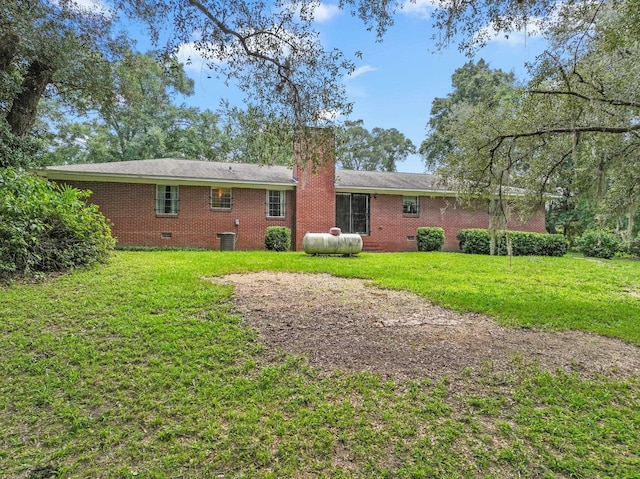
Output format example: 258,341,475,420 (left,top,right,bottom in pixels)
209,272,640,380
